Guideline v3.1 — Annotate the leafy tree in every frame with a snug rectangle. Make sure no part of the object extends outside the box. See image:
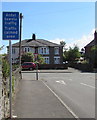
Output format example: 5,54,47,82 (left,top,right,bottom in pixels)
21,52,45,64
37,54,45,64
60,41,66,46
0,45,4,51
63,50,68,62
64,45,81,63
21,52,34,63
